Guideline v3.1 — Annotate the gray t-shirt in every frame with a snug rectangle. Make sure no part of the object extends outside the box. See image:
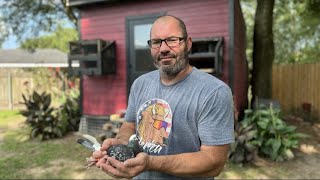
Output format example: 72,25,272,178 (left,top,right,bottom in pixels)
124,67,234,179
